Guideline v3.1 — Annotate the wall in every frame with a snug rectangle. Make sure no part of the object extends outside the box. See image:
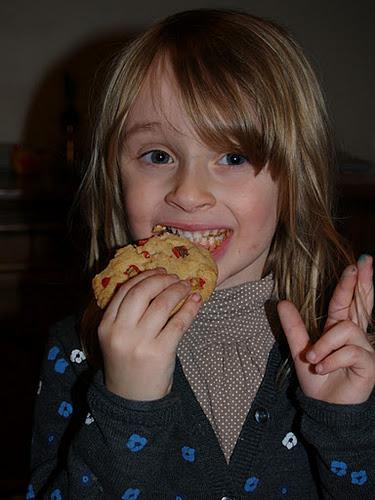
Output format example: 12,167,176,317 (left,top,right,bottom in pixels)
0,0,374,164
